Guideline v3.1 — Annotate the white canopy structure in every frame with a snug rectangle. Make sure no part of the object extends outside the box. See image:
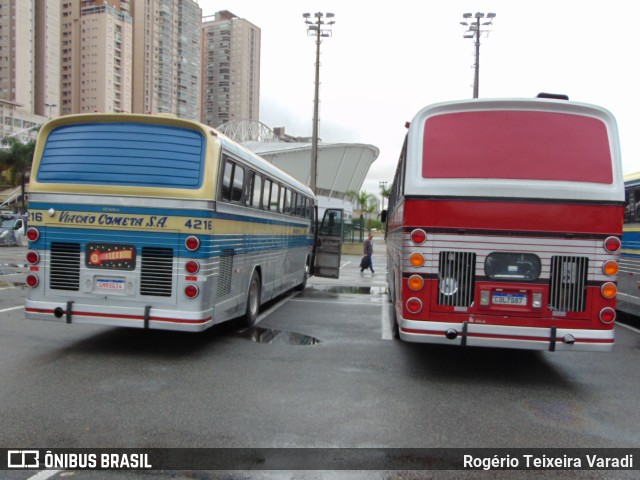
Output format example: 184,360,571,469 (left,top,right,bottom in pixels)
218,120,379,219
